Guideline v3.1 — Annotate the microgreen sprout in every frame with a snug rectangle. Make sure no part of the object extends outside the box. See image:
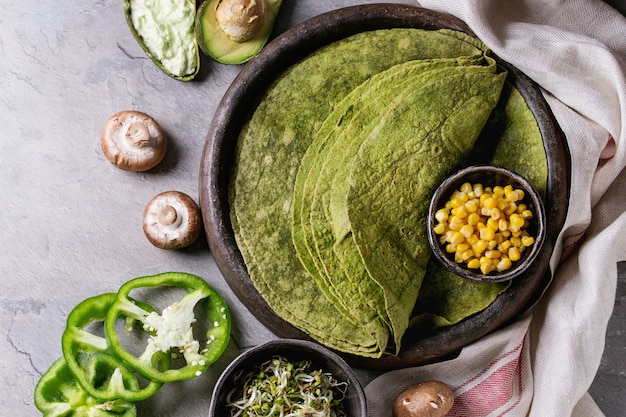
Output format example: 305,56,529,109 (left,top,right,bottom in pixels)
225,355,348,417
